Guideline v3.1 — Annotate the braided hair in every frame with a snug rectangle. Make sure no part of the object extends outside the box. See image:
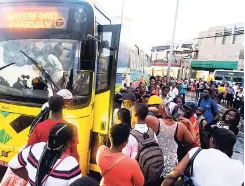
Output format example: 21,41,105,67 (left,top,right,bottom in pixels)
35,123,74,186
